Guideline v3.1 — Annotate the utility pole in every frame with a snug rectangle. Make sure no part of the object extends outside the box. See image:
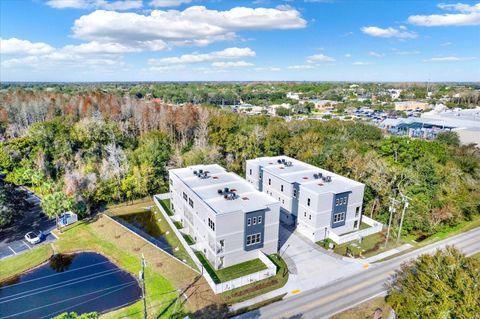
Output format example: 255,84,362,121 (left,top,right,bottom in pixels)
139,254,147,319
384,196,396,248
397,193,410,244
